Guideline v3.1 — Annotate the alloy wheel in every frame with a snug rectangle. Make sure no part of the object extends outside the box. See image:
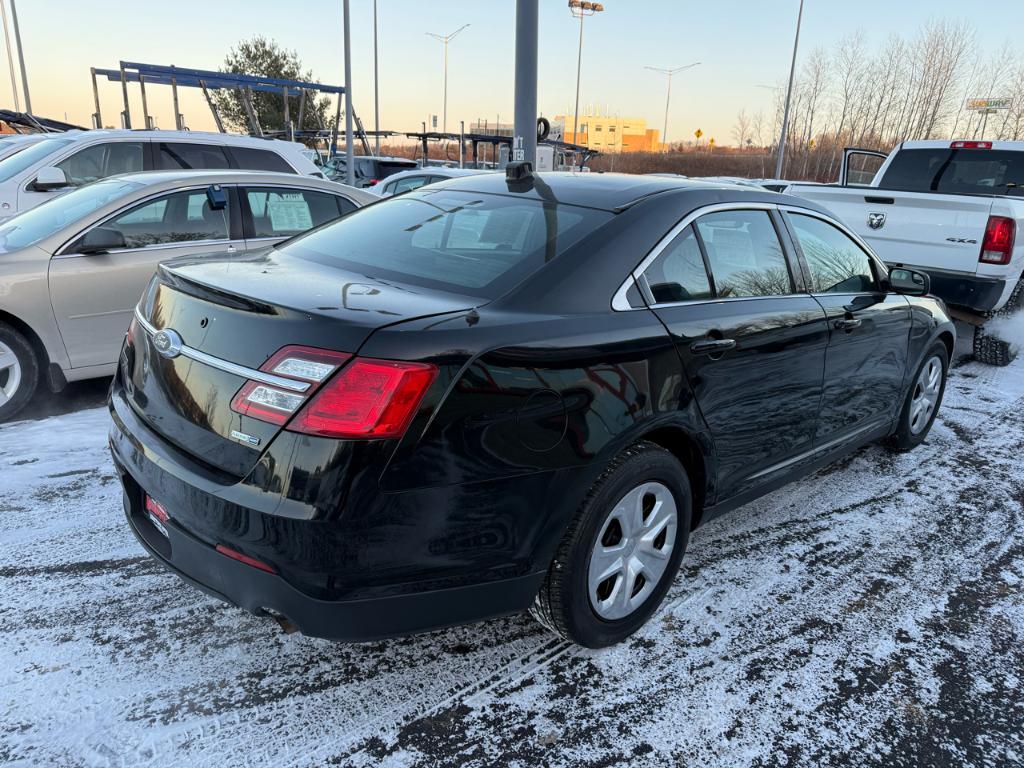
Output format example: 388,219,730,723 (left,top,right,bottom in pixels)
588,481,678,621
0,340,21,408
909,355,942,435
